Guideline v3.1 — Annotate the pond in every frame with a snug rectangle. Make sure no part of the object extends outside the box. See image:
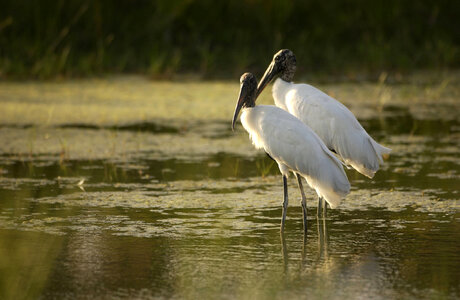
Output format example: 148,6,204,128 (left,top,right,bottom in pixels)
0,76,459,299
